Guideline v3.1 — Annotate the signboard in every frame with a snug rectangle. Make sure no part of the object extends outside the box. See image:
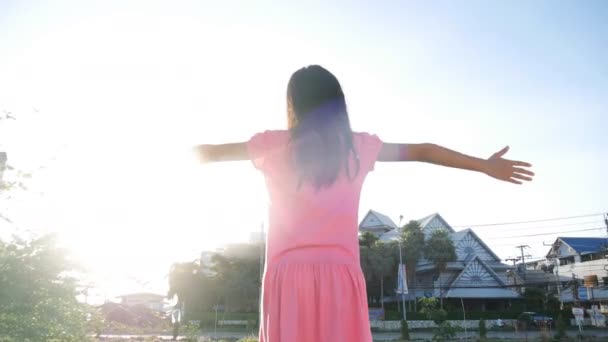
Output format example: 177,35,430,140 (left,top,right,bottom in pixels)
589,306,606,327
368,308,385,321
572,308,584,316
396,264,408,294
578,287,588,301
573,307,585,330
